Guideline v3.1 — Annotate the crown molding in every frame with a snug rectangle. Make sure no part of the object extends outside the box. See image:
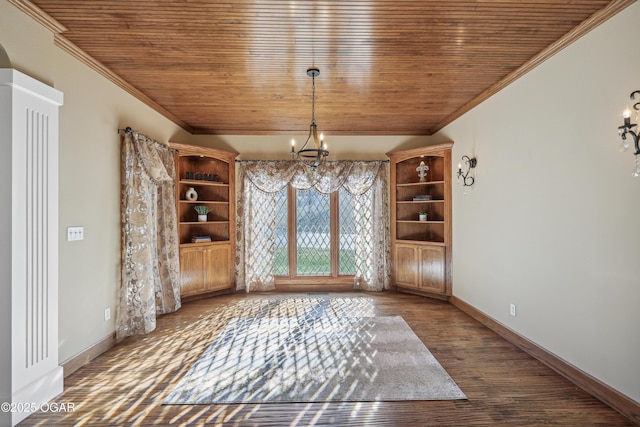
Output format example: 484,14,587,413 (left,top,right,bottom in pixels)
52,34,193,132
6,0,67,34
7,0,193,133
431,0,637,134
